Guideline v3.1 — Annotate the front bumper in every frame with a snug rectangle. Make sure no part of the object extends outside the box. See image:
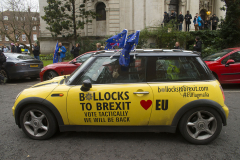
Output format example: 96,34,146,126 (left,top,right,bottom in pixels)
222,104,229,119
